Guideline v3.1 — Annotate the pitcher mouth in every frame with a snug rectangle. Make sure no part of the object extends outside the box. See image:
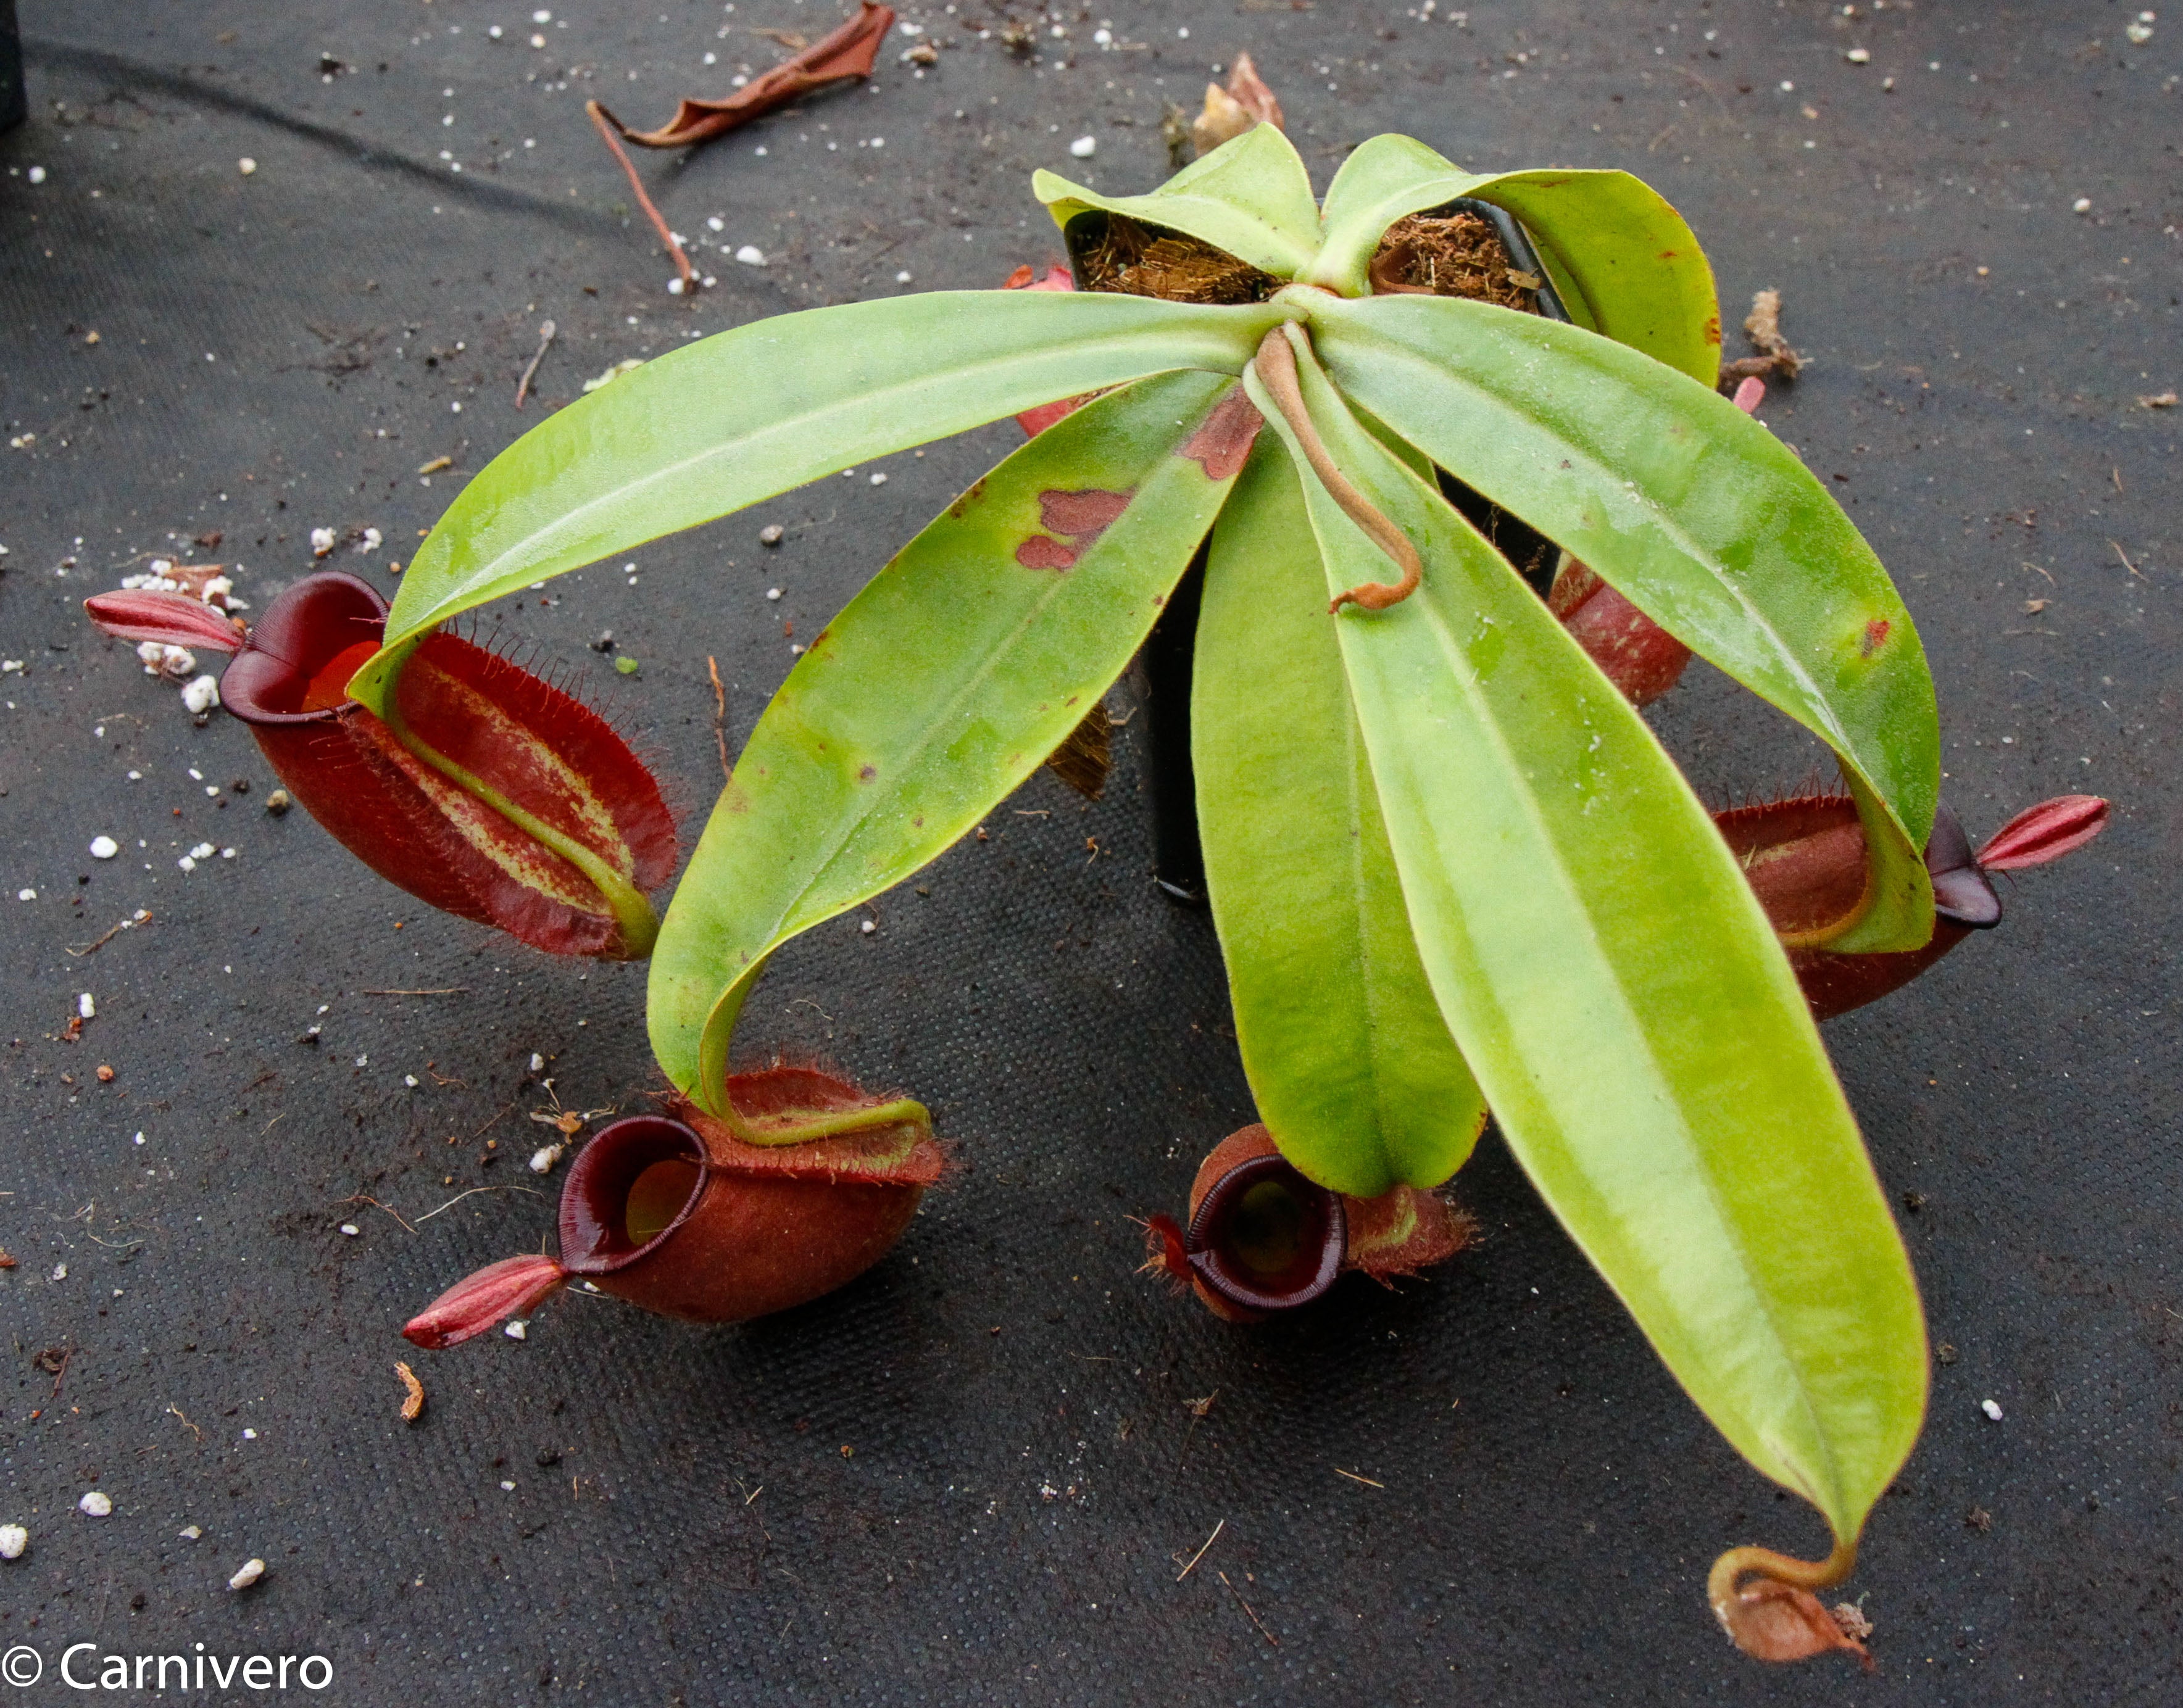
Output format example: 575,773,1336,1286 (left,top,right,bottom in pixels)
1185,1152,1346,1314
219,571,389,726
559,1114,712,1275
